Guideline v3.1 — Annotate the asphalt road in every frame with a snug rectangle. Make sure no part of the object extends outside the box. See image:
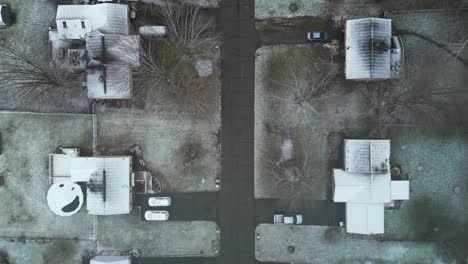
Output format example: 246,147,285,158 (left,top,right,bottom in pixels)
216,1,258,264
